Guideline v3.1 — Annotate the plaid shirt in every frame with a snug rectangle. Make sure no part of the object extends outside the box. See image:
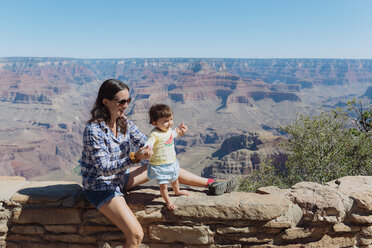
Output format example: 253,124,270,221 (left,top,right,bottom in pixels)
80,119,147,191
